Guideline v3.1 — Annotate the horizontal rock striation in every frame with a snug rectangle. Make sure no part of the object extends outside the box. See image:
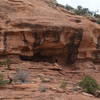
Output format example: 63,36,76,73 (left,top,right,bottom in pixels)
0,0,100,64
